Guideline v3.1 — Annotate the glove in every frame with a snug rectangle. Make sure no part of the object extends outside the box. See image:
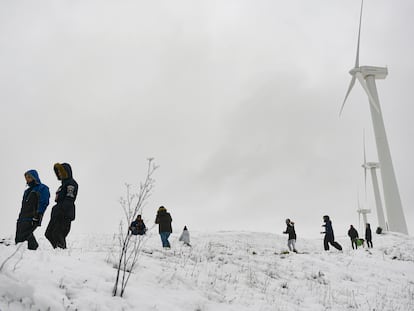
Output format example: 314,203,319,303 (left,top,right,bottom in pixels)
32,213,43,227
